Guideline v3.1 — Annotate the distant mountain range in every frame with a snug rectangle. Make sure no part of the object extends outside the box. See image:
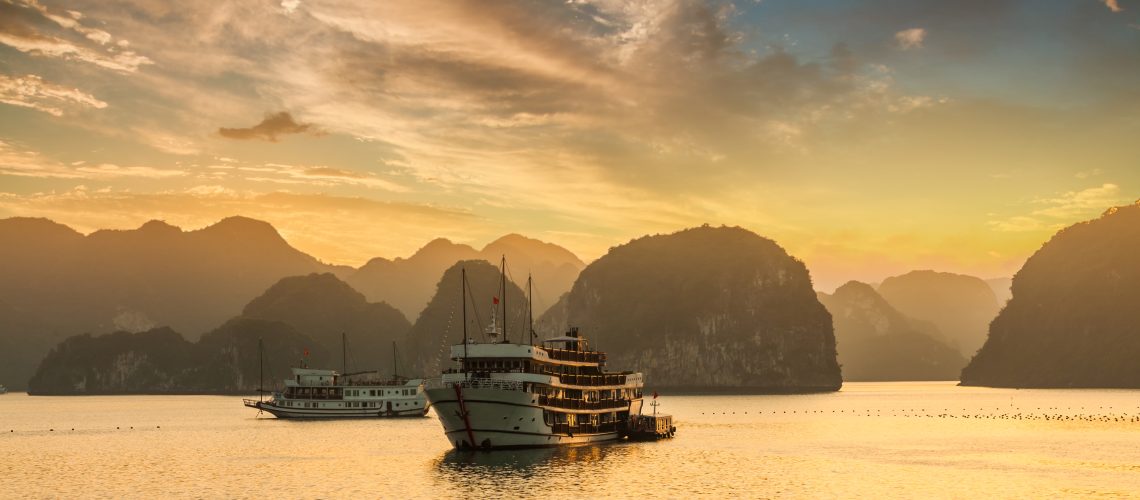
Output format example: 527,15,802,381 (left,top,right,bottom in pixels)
14,212,1099,394
538,225,842,392
0,216,334,390
0,216,335,337
877,270,1002,357
818,281,966,381
346,234,583,321
962,202,1140,388
0,216,583,390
